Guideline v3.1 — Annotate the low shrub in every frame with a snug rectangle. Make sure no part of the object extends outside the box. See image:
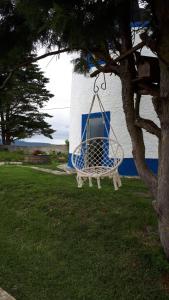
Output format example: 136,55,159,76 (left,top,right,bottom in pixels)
32,150,47,156
0,150,25,162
